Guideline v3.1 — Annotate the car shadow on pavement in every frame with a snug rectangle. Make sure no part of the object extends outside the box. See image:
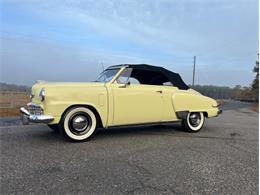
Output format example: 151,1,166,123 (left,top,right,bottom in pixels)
29,123,186,143
26,126,65,142
95,123,185,138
